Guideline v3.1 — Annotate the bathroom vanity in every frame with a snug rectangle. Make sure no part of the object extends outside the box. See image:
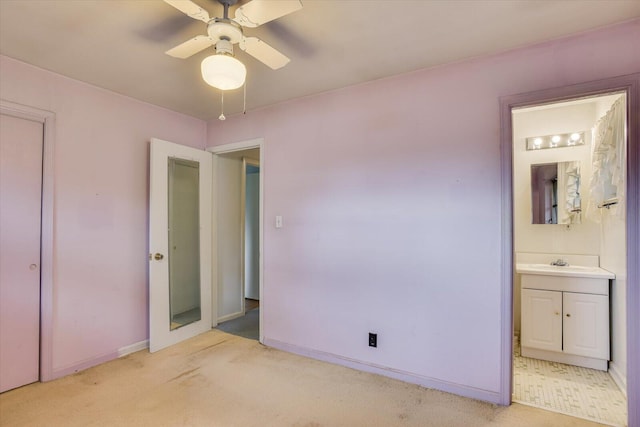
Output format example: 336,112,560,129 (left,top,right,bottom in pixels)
517,263,615,371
